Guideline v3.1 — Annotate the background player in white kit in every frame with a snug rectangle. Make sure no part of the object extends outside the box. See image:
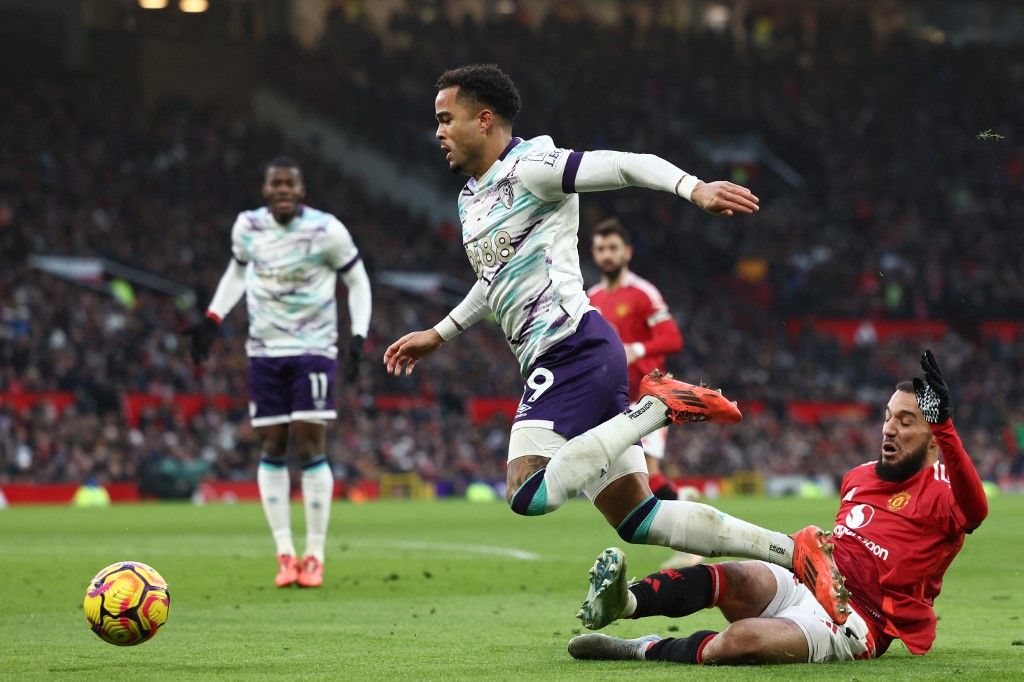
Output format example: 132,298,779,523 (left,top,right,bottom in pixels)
383,65,849,623
186,157,372,588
